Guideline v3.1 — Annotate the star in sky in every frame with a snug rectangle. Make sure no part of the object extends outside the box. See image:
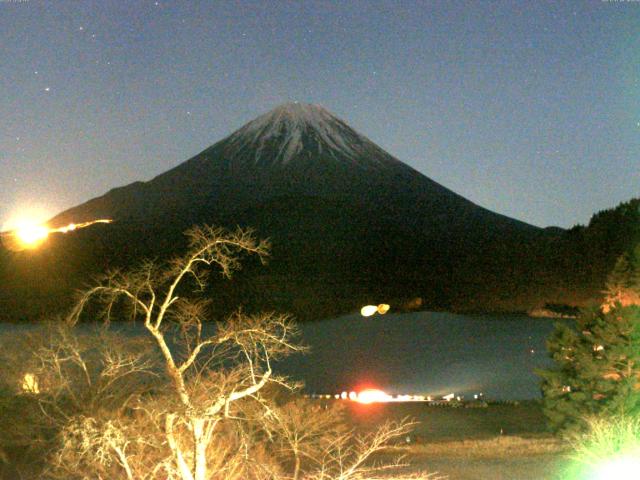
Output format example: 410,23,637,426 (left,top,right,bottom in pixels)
0,1,638,228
